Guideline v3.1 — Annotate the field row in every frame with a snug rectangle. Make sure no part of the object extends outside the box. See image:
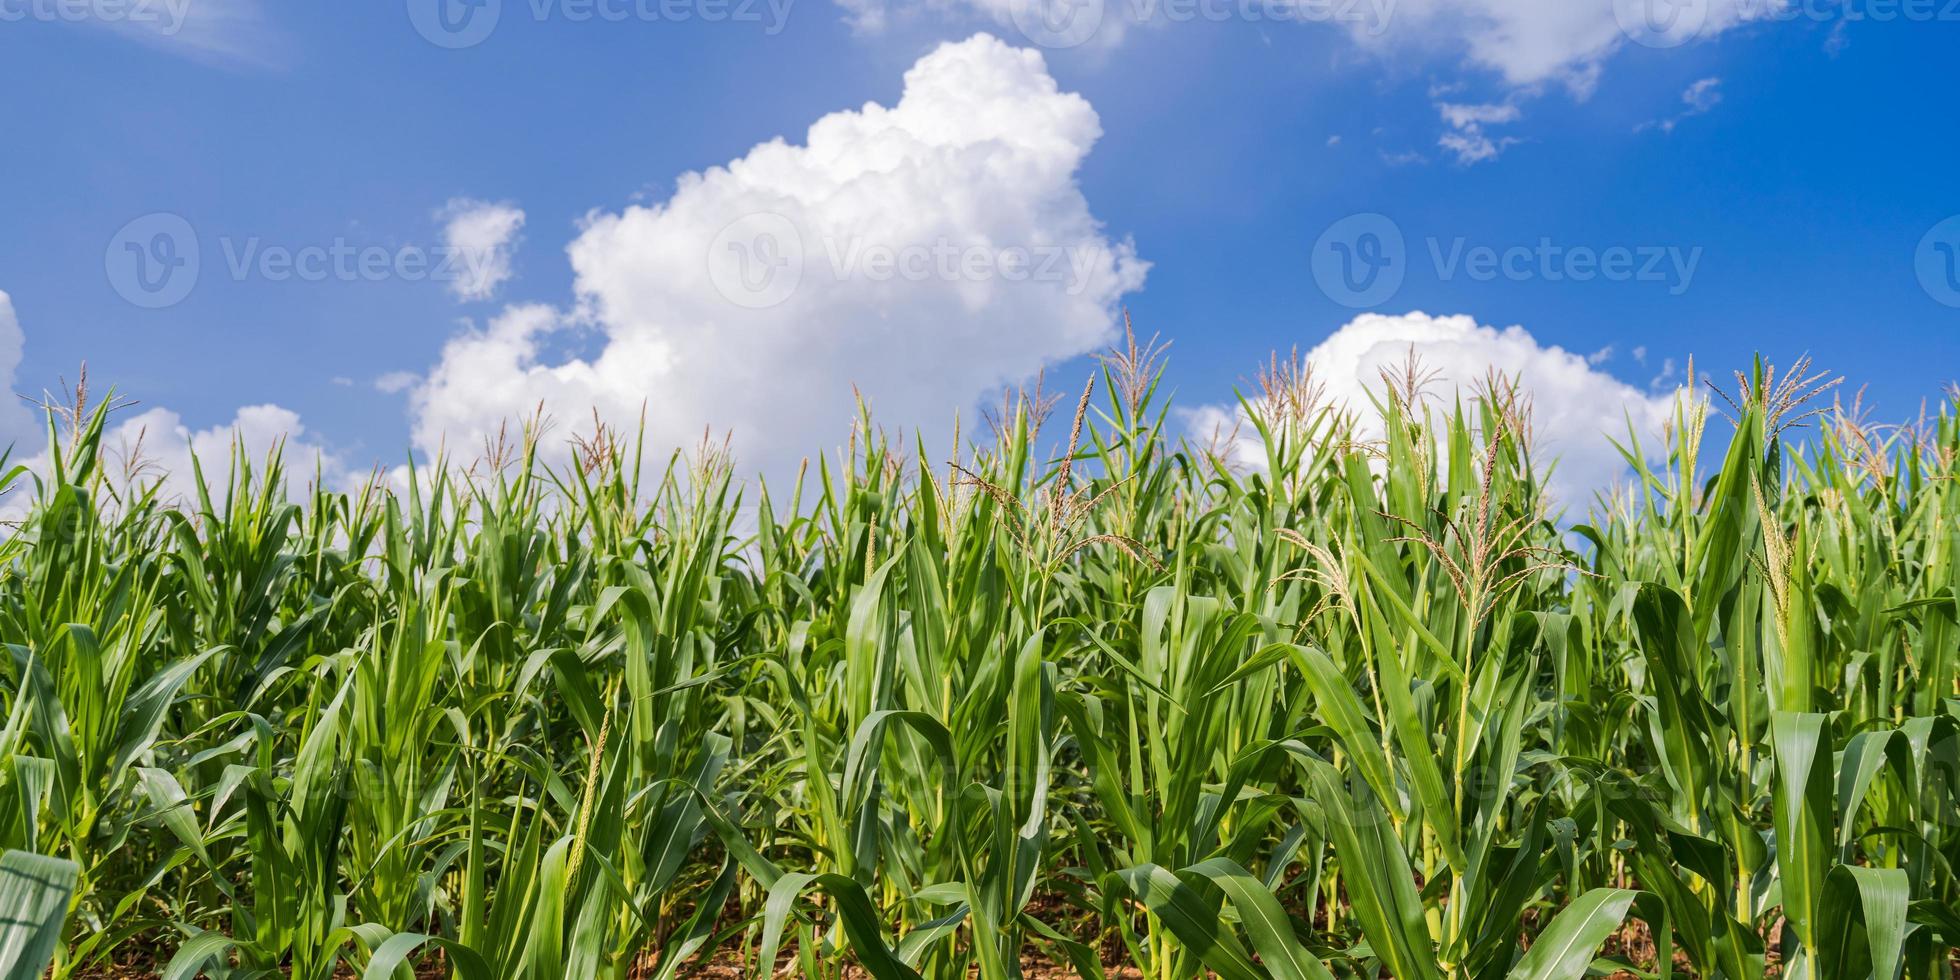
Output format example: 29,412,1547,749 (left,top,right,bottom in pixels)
0,350,1954,979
